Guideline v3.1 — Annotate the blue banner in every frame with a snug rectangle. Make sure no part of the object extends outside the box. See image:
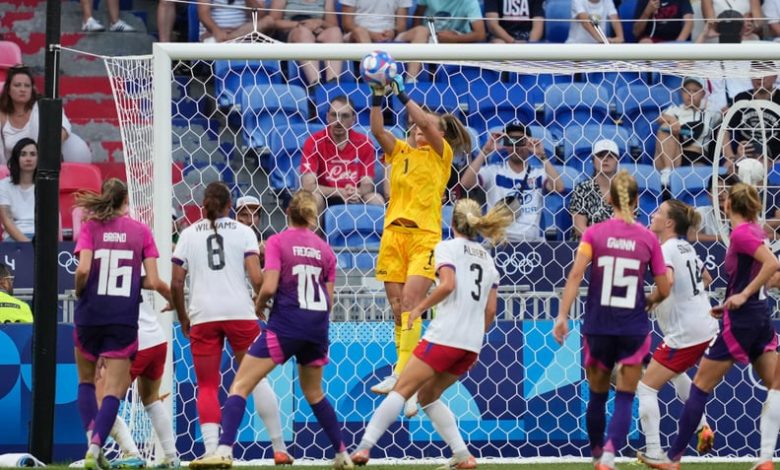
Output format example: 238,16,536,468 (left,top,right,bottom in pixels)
0,320,770,461
0,242,77,292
